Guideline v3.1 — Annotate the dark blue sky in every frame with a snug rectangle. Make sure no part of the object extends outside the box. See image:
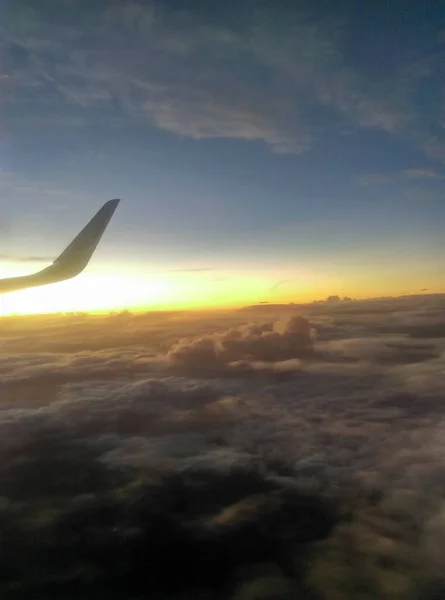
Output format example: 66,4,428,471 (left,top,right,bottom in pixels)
1,0,444,311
